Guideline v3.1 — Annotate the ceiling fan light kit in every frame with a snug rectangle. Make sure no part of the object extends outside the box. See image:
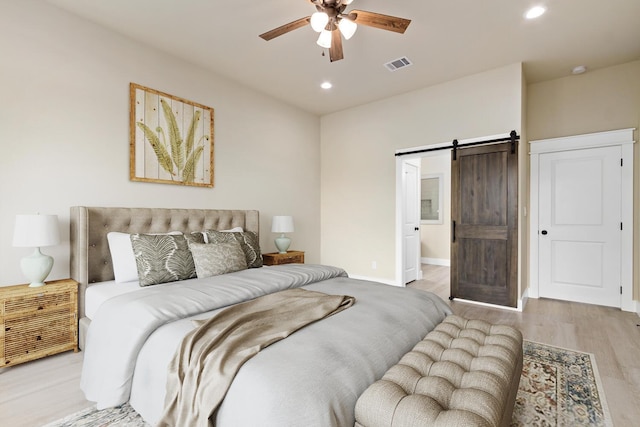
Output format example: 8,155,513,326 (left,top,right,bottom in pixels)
338,17,357,40
259,0,411,62
310,11,329,32
317,29,332,48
